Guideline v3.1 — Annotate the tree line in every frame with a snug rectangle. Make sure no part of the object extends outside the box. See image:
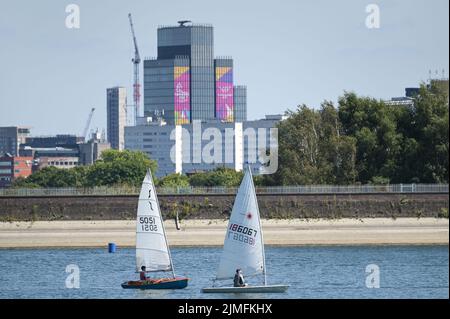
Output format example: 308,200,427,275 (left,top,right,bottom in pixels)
12,149,246,188
13,82,448,188
266,82,448,185
13,150,158,188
